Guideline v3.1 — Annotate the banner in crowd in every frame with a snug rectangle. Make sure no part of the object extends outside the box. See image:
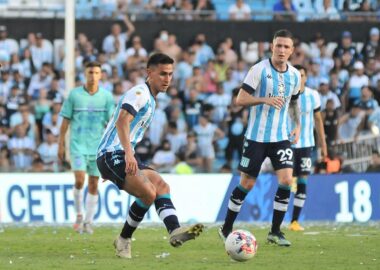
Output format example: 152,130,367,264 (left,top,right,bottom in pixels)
0,173,379,223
